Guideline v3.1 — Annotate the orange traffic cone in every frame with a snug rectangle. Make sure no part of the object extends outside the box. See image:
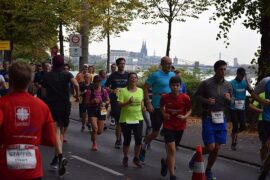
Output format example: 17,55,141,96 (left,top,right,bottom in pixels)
192,145,205,180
